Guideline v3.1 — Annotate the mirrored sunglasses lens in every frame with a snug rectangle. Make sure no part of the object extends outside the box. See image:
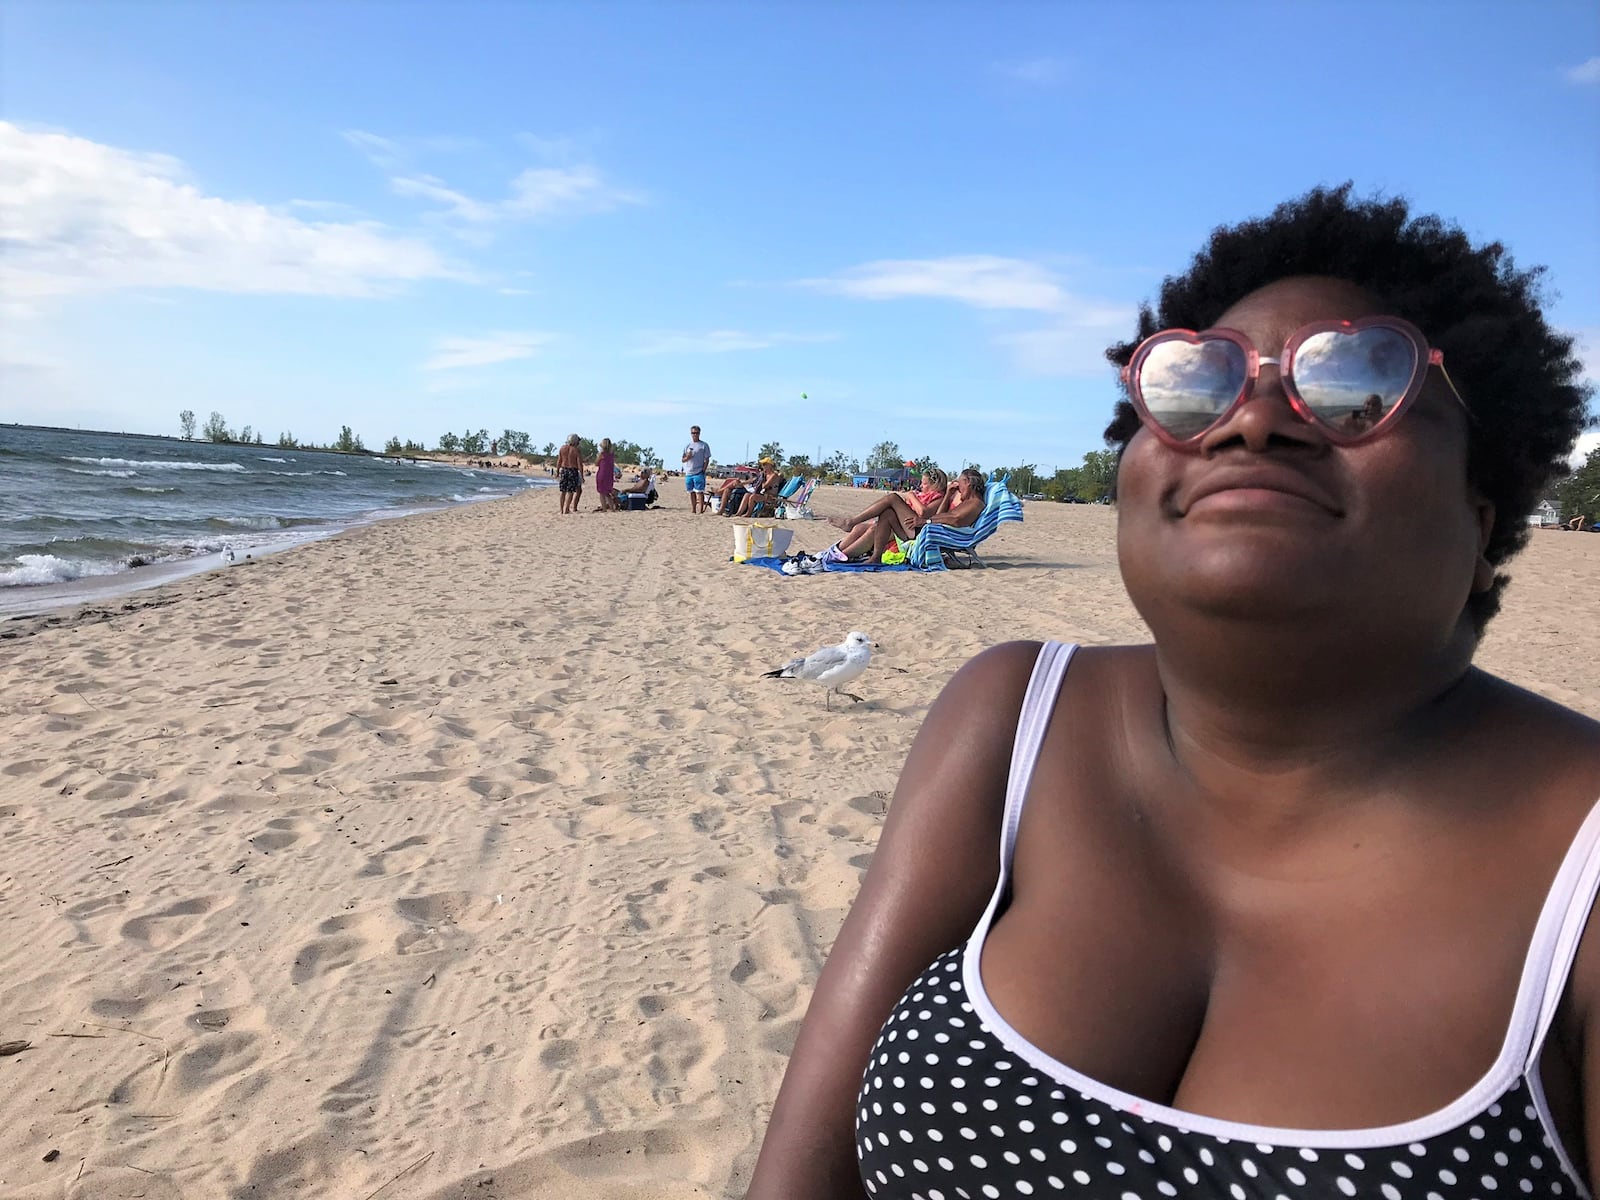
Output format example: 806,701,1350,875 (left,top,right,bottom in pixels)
1137,339,1247,440
1294,326,1417,435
